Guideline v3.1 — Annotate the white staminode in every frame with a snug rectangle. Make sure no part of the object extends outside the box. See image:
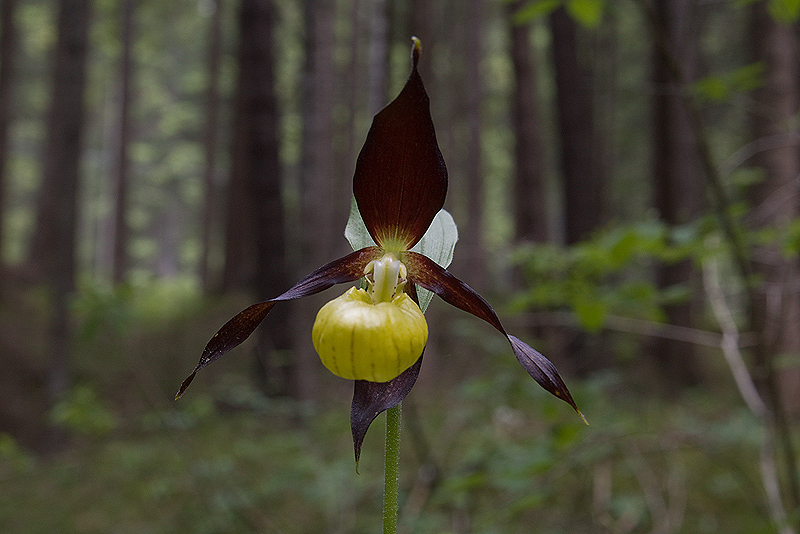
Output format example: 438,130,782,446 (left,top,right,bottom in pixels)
365,253,407,304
